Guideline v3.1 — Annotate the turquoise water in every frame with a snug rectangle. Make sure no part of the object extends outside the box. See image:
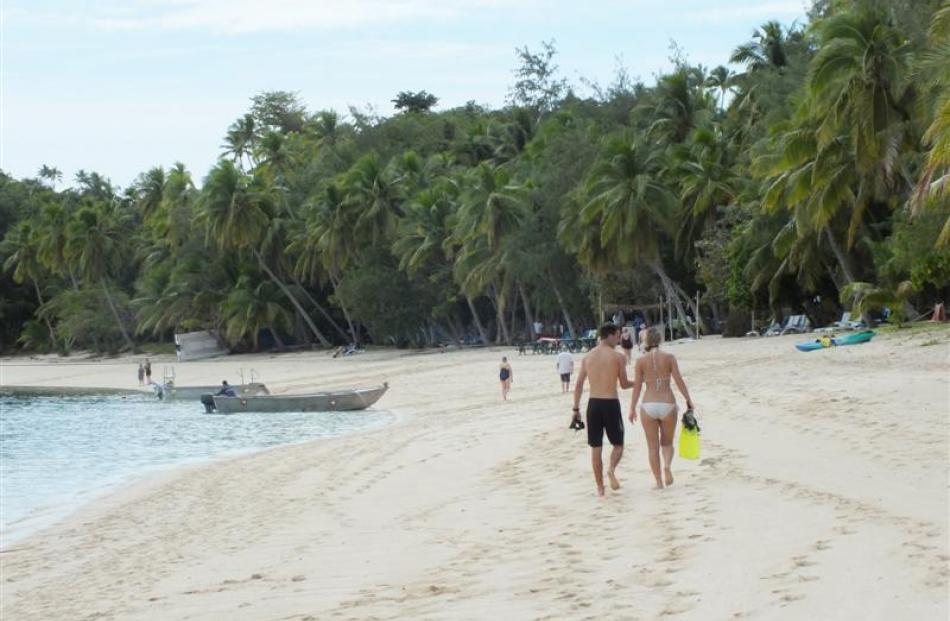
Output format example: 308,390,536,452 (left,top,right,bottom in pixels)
0,392,393,543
